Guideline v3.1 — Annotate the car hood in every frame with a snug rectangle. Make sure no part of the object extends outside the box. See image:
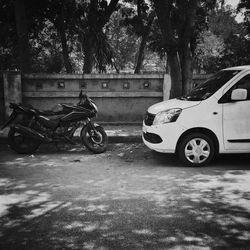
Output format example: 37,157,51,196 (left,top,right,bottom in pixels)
148,98,200,114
